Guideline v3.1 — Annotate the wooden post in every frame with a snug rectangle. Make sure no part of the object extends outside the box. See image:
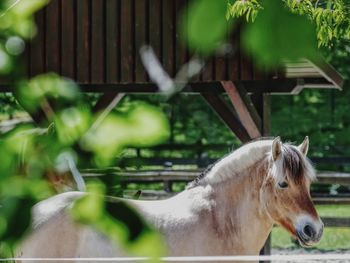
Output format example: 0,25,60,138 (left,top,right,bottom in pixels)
260,235,271,262
164,181,172,192
252,92,271,262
